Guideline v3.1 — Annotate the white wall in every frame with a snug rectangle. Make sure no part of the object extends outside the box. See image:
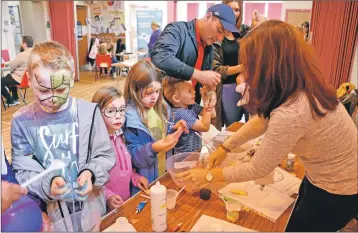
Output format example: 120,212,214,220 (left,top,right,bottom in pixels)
124,1,168,52
43,1,51,41
350,47,357,87
1,1,16,60
19,1,50,44
281,1,312,21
